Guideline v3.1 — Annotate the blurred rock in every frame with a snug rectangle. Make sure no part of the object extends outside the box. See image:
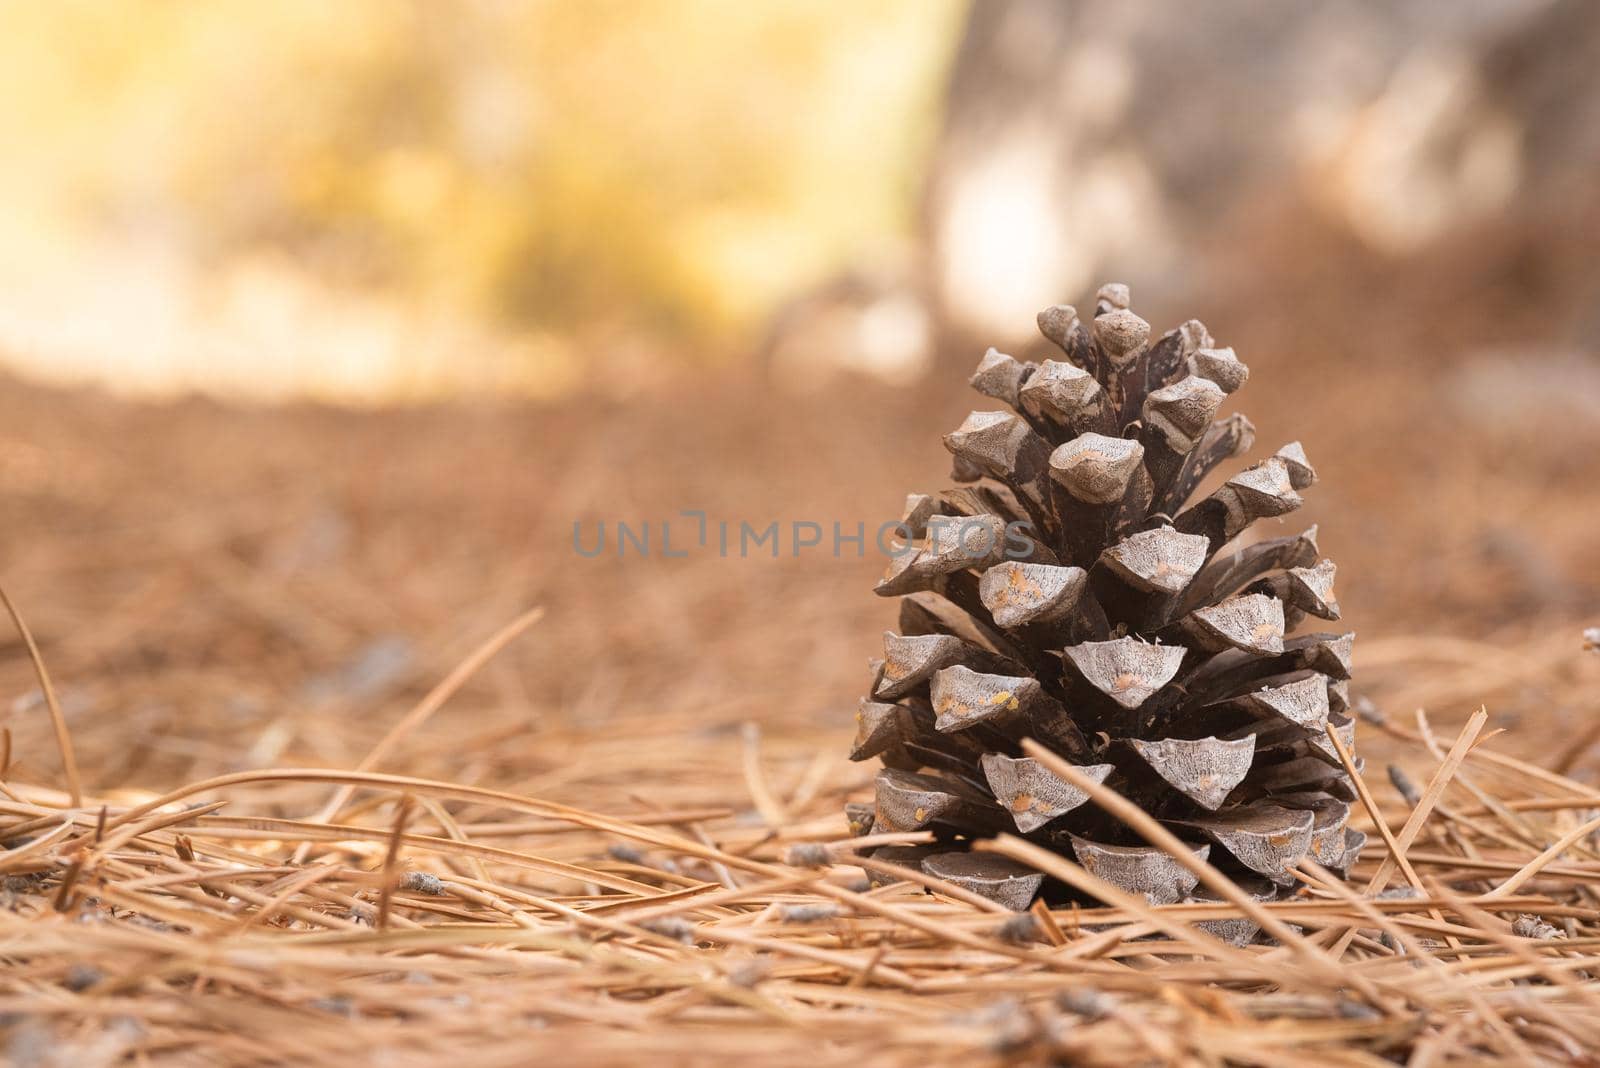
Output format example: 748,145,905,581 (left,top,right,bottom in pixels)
300,635,414,705
756,267,933,391
1448,347,1600,428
